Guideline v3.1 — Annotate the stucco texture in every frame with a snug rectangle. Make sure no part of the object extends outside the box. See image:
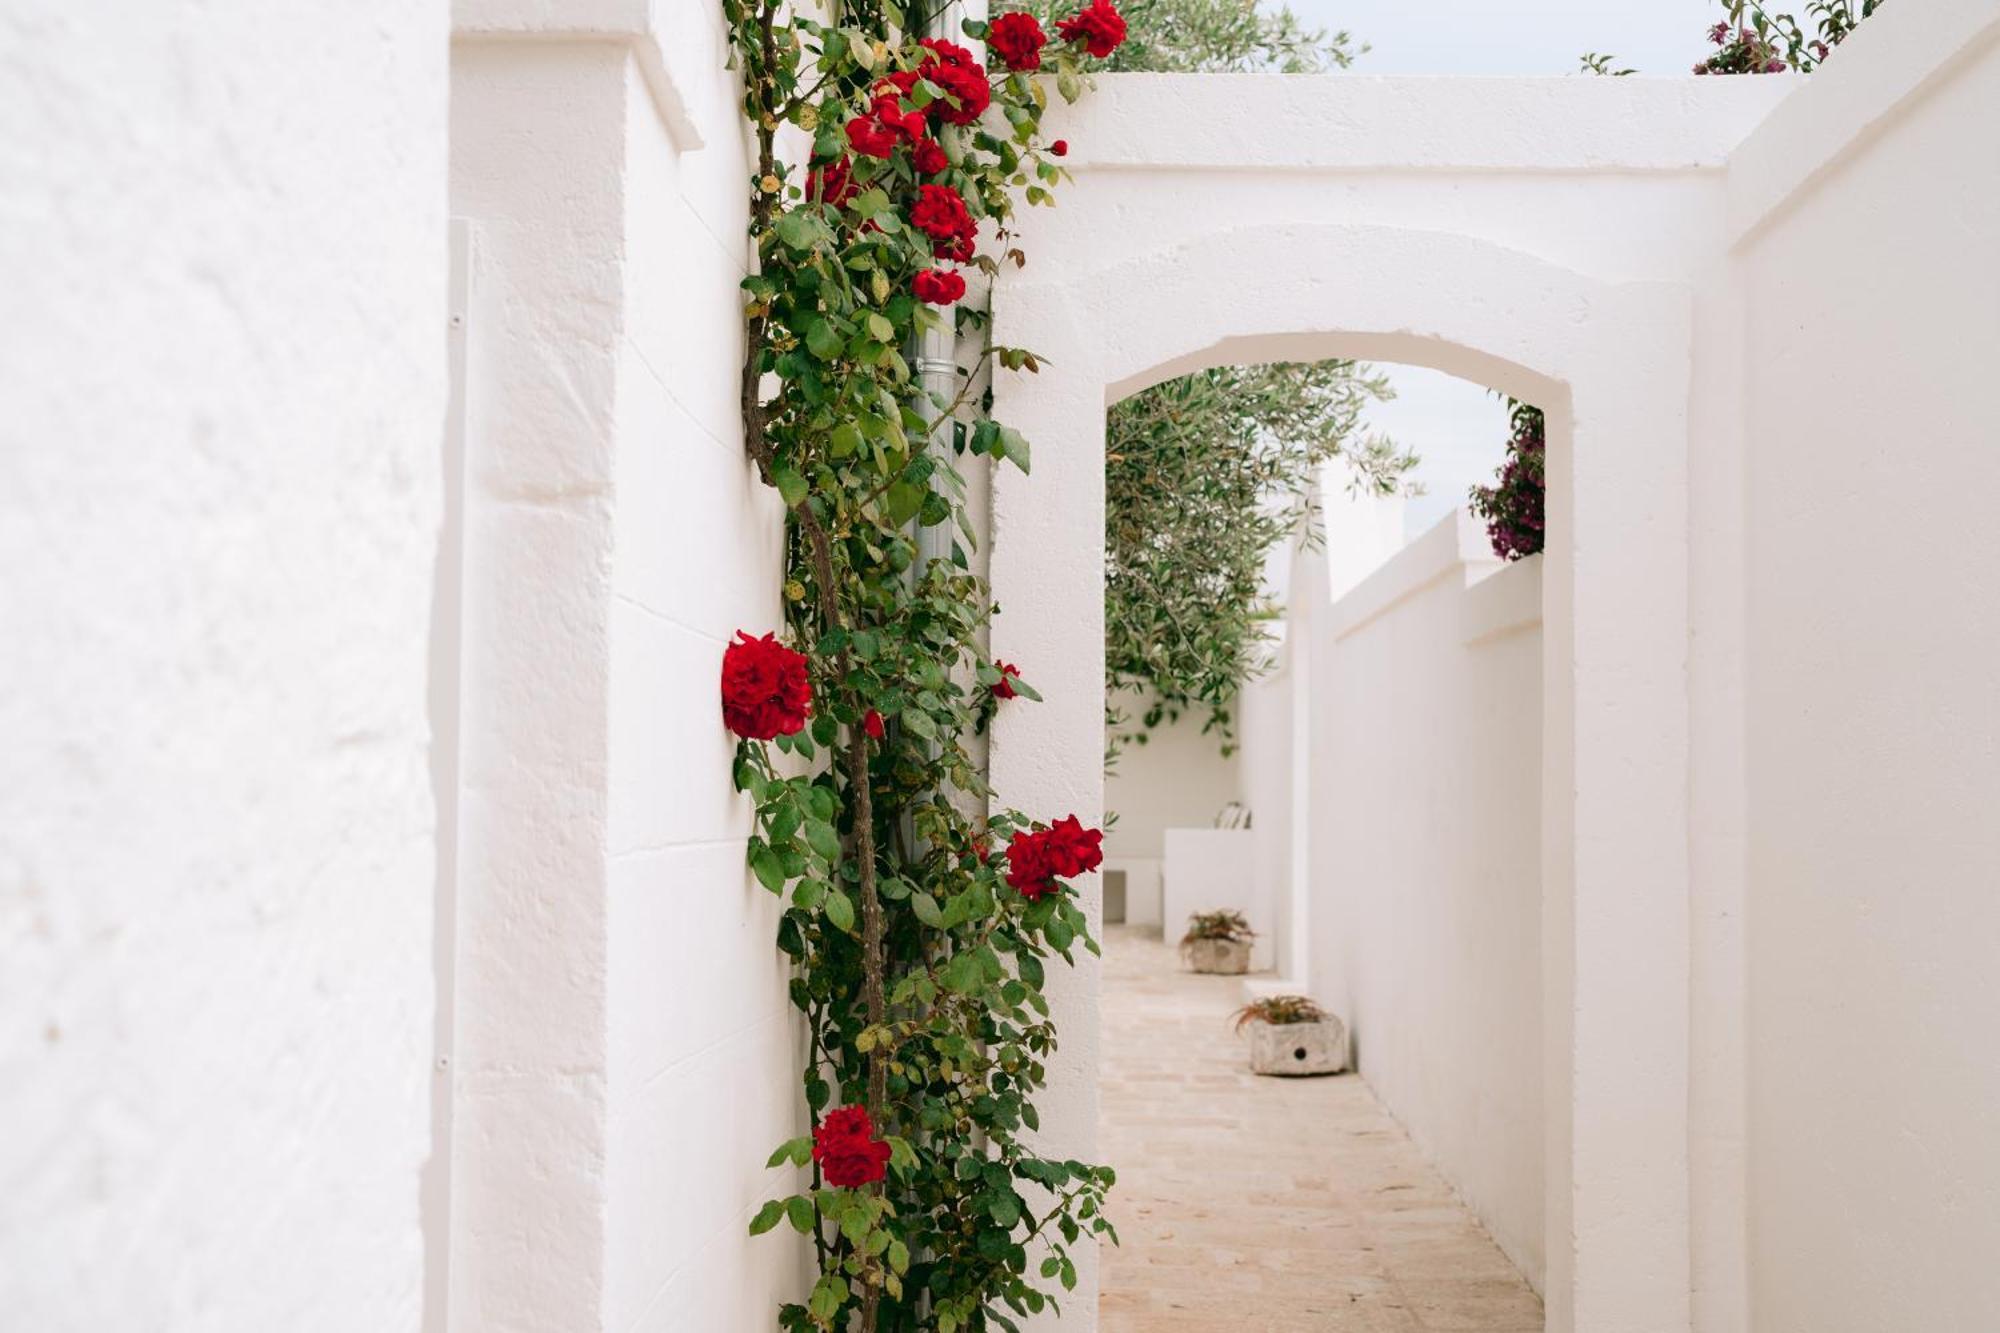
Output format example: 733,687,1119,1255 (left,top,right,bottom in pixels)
0,2,449,1328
